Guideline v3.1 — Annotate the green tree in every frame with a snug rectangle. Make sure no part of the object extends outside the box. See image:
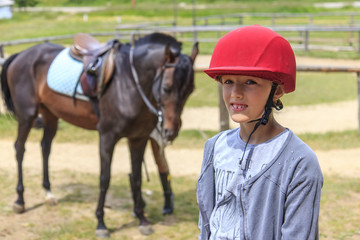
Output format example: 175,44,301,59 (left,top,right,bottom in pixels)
15,0,38,8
